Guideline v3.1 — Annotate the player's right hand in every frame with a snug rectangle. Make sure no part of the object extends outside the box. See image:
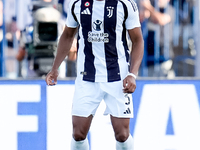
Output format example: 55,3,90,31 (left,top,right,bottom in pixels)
123,75,136,93
45,69,59,86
